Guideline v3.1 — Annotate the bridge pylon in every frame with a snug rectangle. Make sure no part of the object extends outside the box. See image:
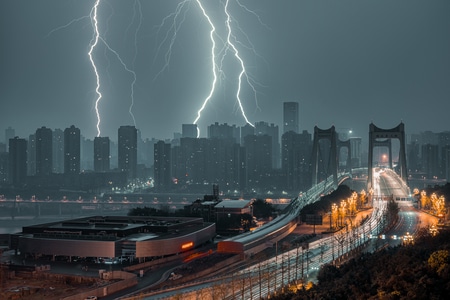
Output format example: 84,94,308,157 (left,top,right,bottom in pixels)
311,125,338,187
337,138,352,173
368,122,407,189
